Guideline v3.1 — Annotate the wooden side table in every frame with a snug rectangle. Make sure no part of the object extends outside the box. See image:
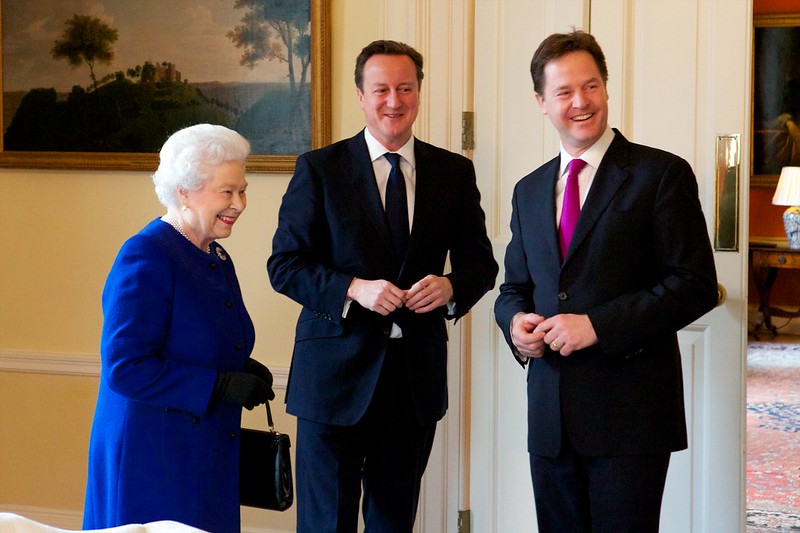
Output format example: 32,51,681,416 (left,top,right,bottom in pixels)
750,244,800,338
